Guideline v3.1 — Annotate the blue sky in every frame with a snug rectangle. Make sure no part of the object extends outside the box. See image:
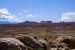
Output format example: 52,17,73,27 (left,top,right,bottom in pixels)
0,0,75,22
